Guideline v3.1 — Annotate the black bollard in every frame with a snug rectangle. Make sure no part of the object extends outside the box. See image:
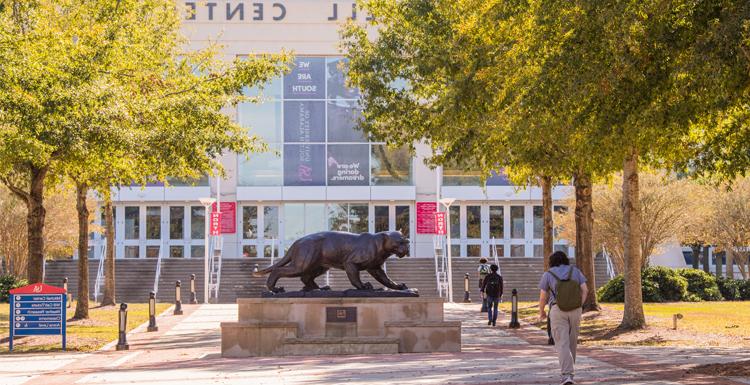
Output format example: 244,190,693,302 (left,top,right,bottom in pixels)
63,277,71,308
189,274,197,304
147,291,158,332
174,280,183,315
547,303,554,345
509,289,520,329
116,303,129,350
463,273,471,303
